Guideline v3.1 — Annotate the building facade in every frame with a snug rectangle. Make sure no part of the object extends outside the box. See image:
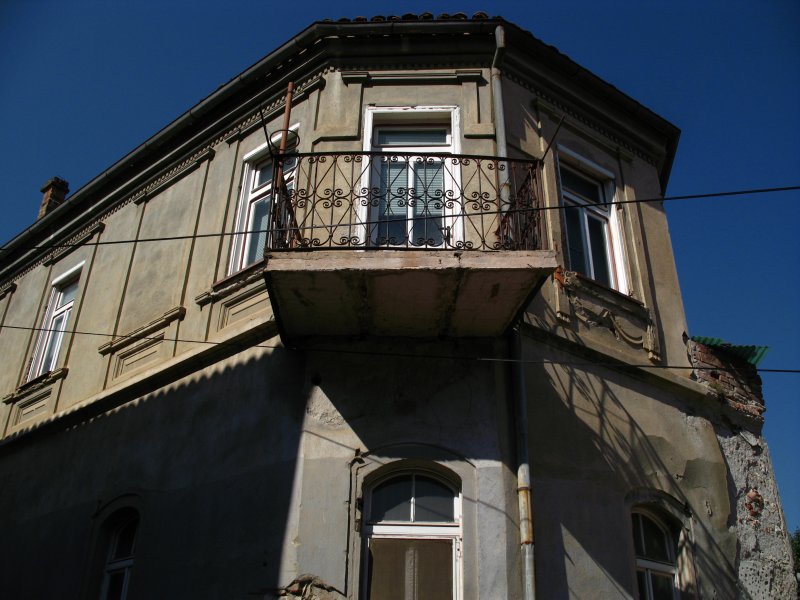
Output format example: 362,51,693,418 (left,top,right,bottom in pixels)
0,13,795,600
